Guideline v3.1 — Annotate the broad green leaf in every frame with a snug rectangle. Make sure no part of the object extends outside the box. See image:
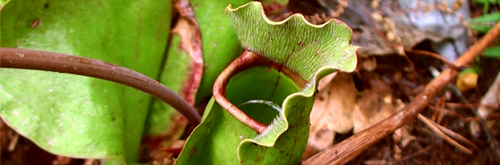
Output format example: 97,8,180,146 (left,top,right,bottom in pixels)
0,0,8,8
191,0,253,103
176,2,357,164
474,0,497,3
469,12,500,33
0,0,172,163
143,35,189,148
482,46,500,58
